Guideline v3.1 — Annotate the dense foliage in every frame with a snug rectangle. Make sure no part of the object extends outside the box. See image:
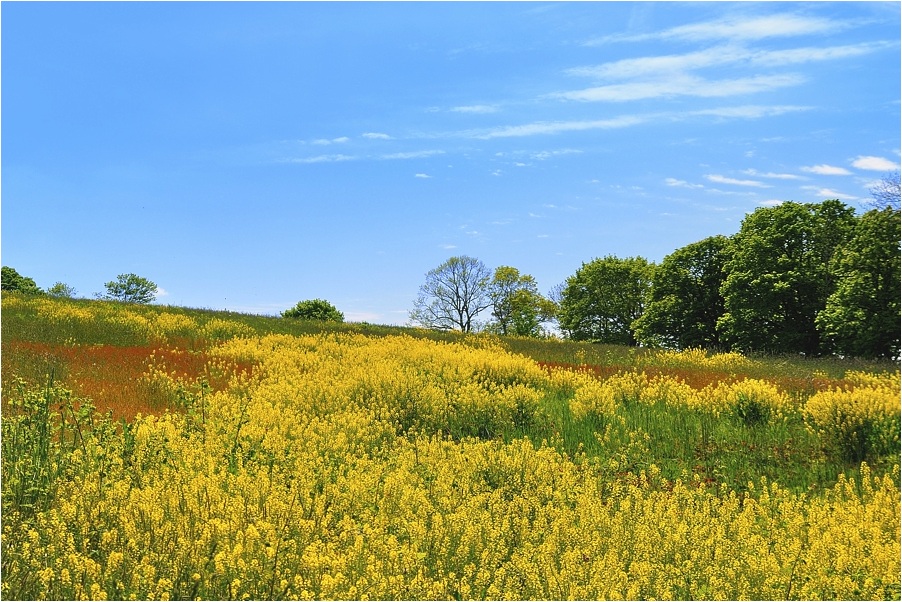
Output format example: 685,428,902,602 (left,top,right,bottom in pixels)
717,200,856,355
555,200,899,358
816,207,901,359
282,299,345,323
1,266,42,295
557,255,654,345
487,266,555,337
633,235,730,350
